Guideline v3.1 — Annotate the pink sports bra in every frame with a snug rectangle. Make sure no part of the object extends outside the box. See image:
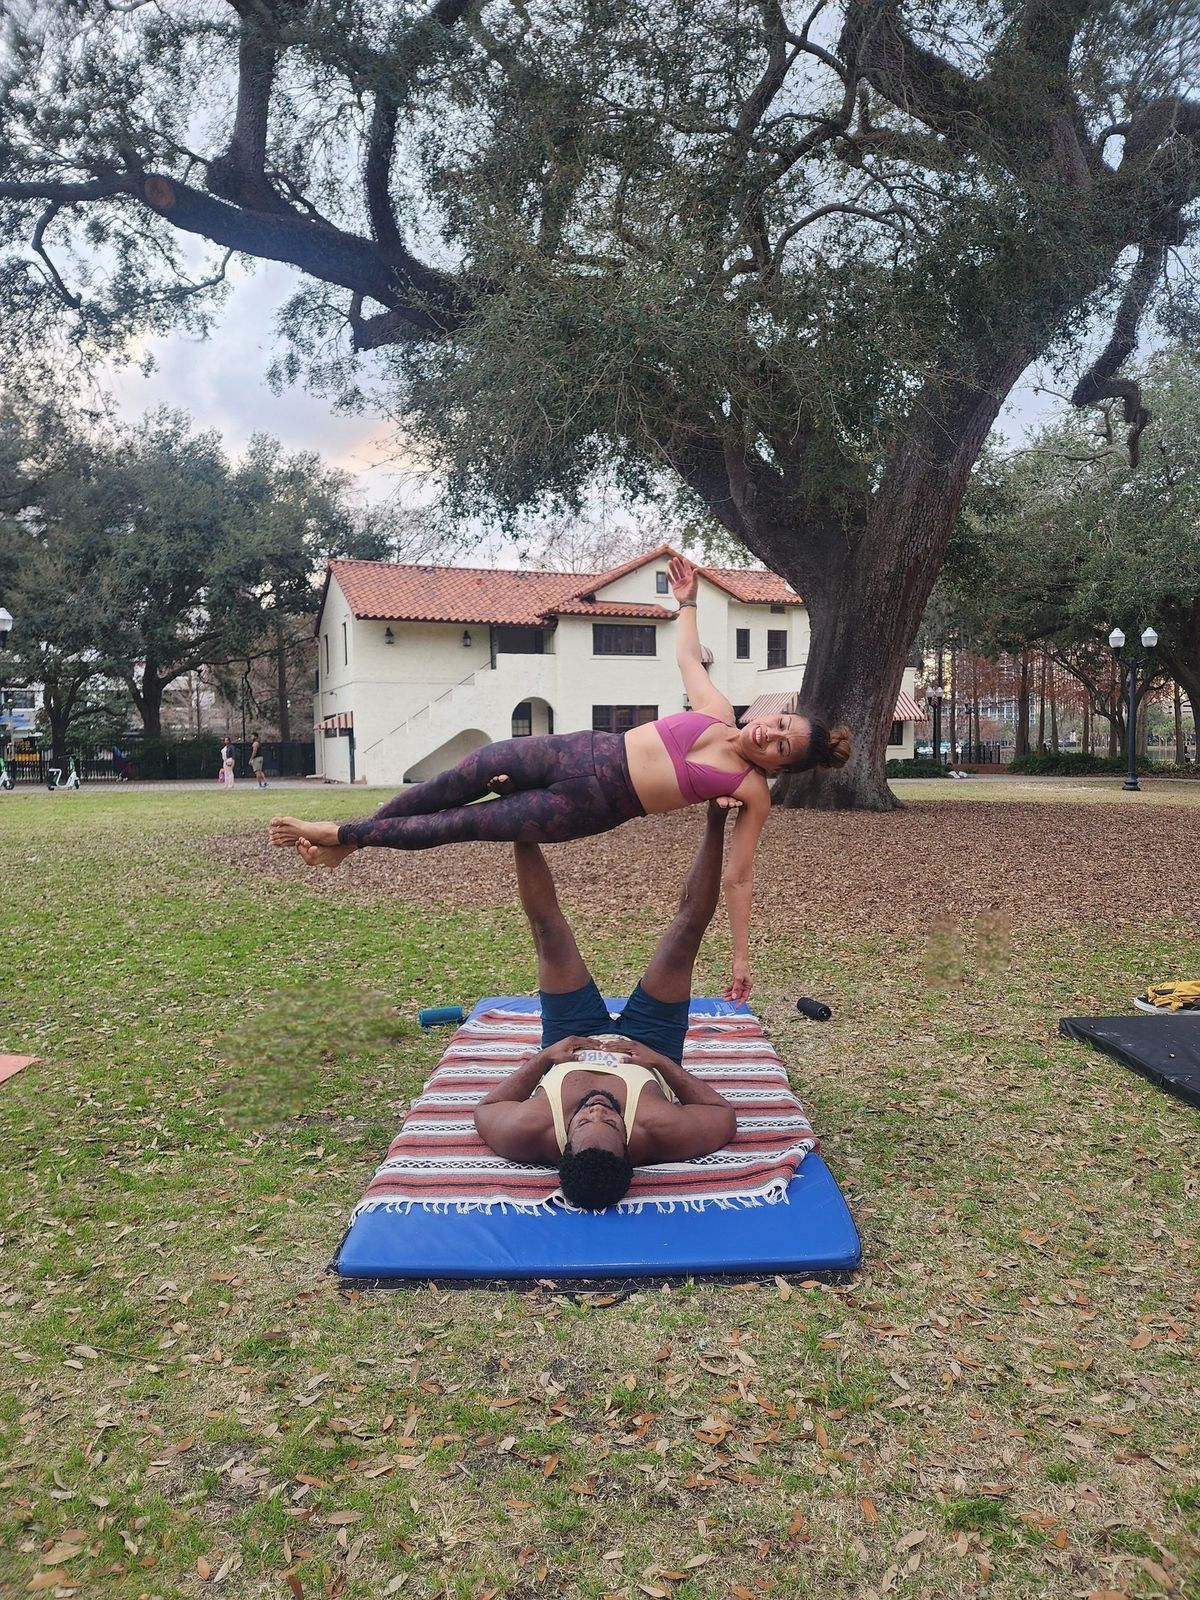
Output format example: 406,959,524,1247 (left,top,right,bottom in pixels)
654,711,753,804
